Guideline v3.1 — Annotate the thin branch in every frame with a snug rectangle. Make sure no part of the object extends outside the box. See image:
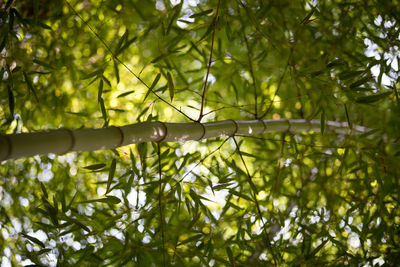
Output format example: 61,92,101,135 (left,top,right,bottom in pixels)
259,52,291,119
157,143,166,267
198,0,222,122
243,32,259,119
